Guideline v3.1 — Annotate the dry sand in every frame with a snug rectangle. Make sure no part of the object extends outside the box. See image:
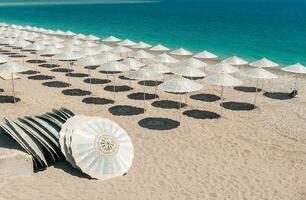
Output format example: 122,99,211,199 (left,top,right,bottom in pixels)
0,46,306,200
